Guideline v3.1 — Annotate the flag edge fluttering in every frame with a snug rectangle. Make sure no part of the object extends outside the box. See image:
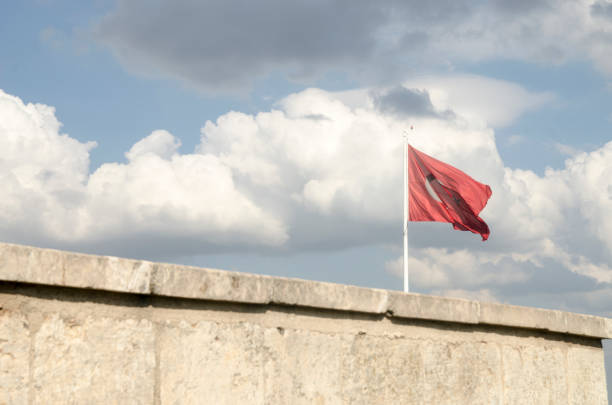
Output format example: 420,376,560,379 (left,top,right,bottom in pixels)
407,144,492,241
